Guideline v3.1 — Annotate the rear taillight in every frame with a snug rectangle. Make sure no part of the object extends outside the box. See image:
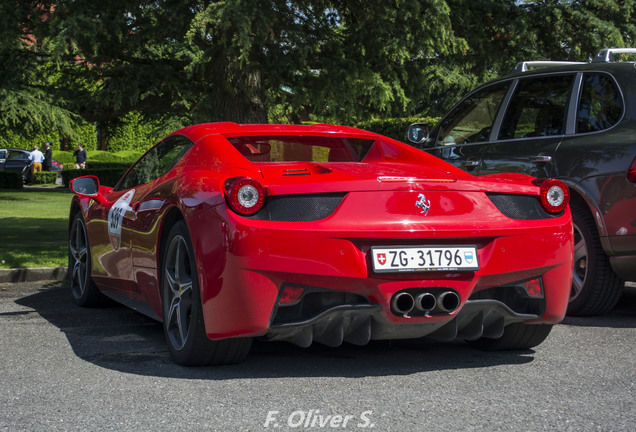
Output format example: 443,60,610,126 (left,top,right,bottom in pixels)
628,157,636,183
226,177,266,215
539,179,569,214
